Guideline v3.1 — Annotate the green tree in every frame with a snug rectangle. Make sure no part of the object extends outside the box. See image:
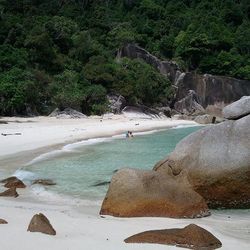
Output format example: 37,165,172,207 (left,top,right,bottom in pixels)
45,16,78,53
50,70,85,110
